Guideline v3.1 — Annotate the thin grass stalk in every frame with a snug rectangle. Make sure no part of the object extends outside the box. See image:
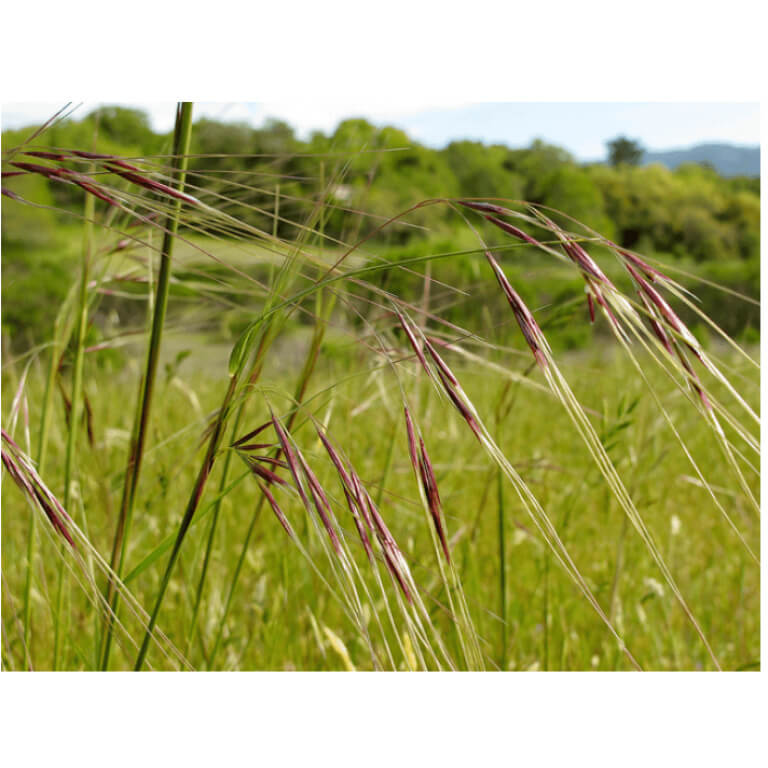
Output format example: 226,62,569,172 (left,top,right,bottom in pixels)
205,324,329,669
493,378,515,670
374,420,398,509
608,513,630,623
185,400,251,657
22,325,63,668
205,490,263,668
101,102,194,670
134,375,238,670
202,177,344,668
134,159,336,670
189,320,307,663
53,175,95,670
497,468,507,669
543,551,550,671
